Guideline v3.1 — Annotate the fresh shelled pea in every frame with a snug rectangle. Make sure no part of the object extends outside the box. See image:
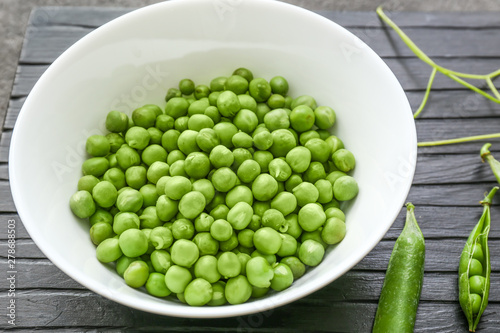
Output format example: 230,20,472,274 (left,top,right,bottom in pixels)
373,203,425,333
458,187,497,332
69,67,359,307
